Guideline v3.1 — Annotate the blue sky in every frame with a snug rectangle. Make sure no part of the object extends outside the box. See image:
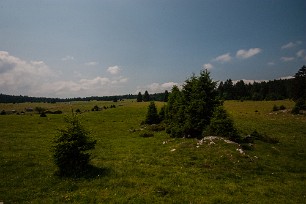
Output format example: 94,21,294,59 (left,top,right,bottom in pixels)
0,0,305,97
